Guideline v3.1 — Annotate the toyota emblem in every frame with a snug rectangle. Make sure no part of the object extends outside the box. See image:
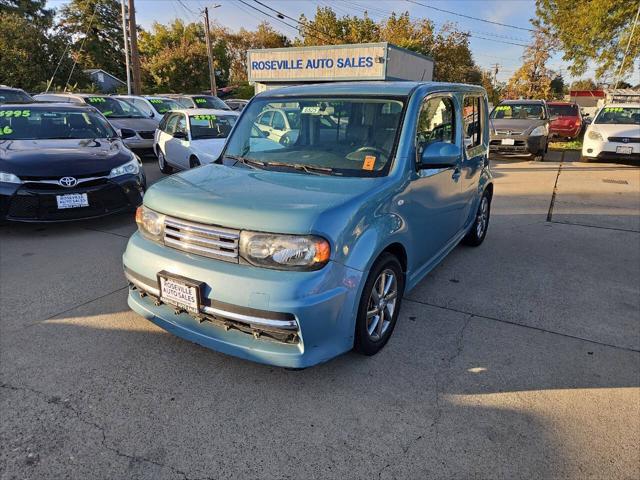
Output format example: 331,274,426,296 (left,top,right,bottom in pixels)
622,138,629,143
59,176,78,188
